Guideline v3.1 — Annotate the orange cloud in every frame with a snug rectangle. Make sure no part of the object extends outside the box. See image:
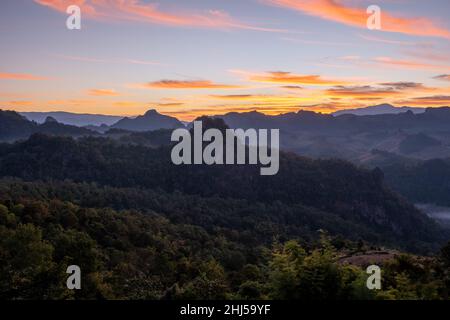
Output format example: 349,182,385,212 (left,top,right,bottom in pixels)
0,72,48,81
396,95,450,106
266,0,450,39
140,80,243,90
156,102,185,107
3,101,35,107
88,89,119,96
241,71,349,86
34,0,285,32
